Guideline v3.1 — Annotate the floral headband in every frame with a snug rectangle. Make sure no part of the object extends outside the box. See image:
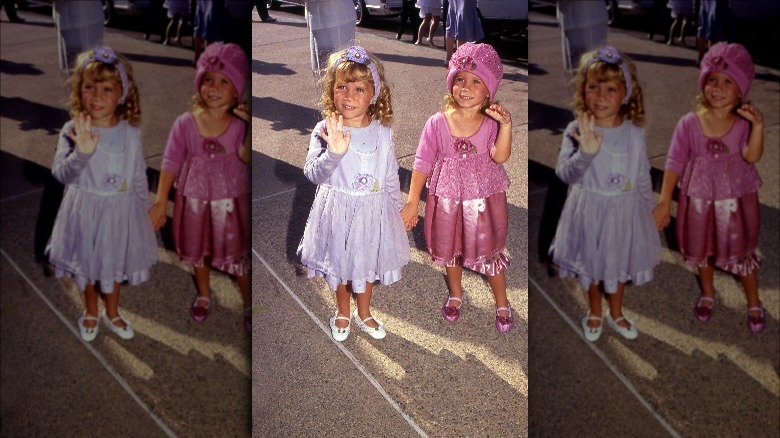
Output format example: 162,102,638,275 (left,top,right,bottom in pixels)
83,46,129,104
584,46,633,105
333,46,381,104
